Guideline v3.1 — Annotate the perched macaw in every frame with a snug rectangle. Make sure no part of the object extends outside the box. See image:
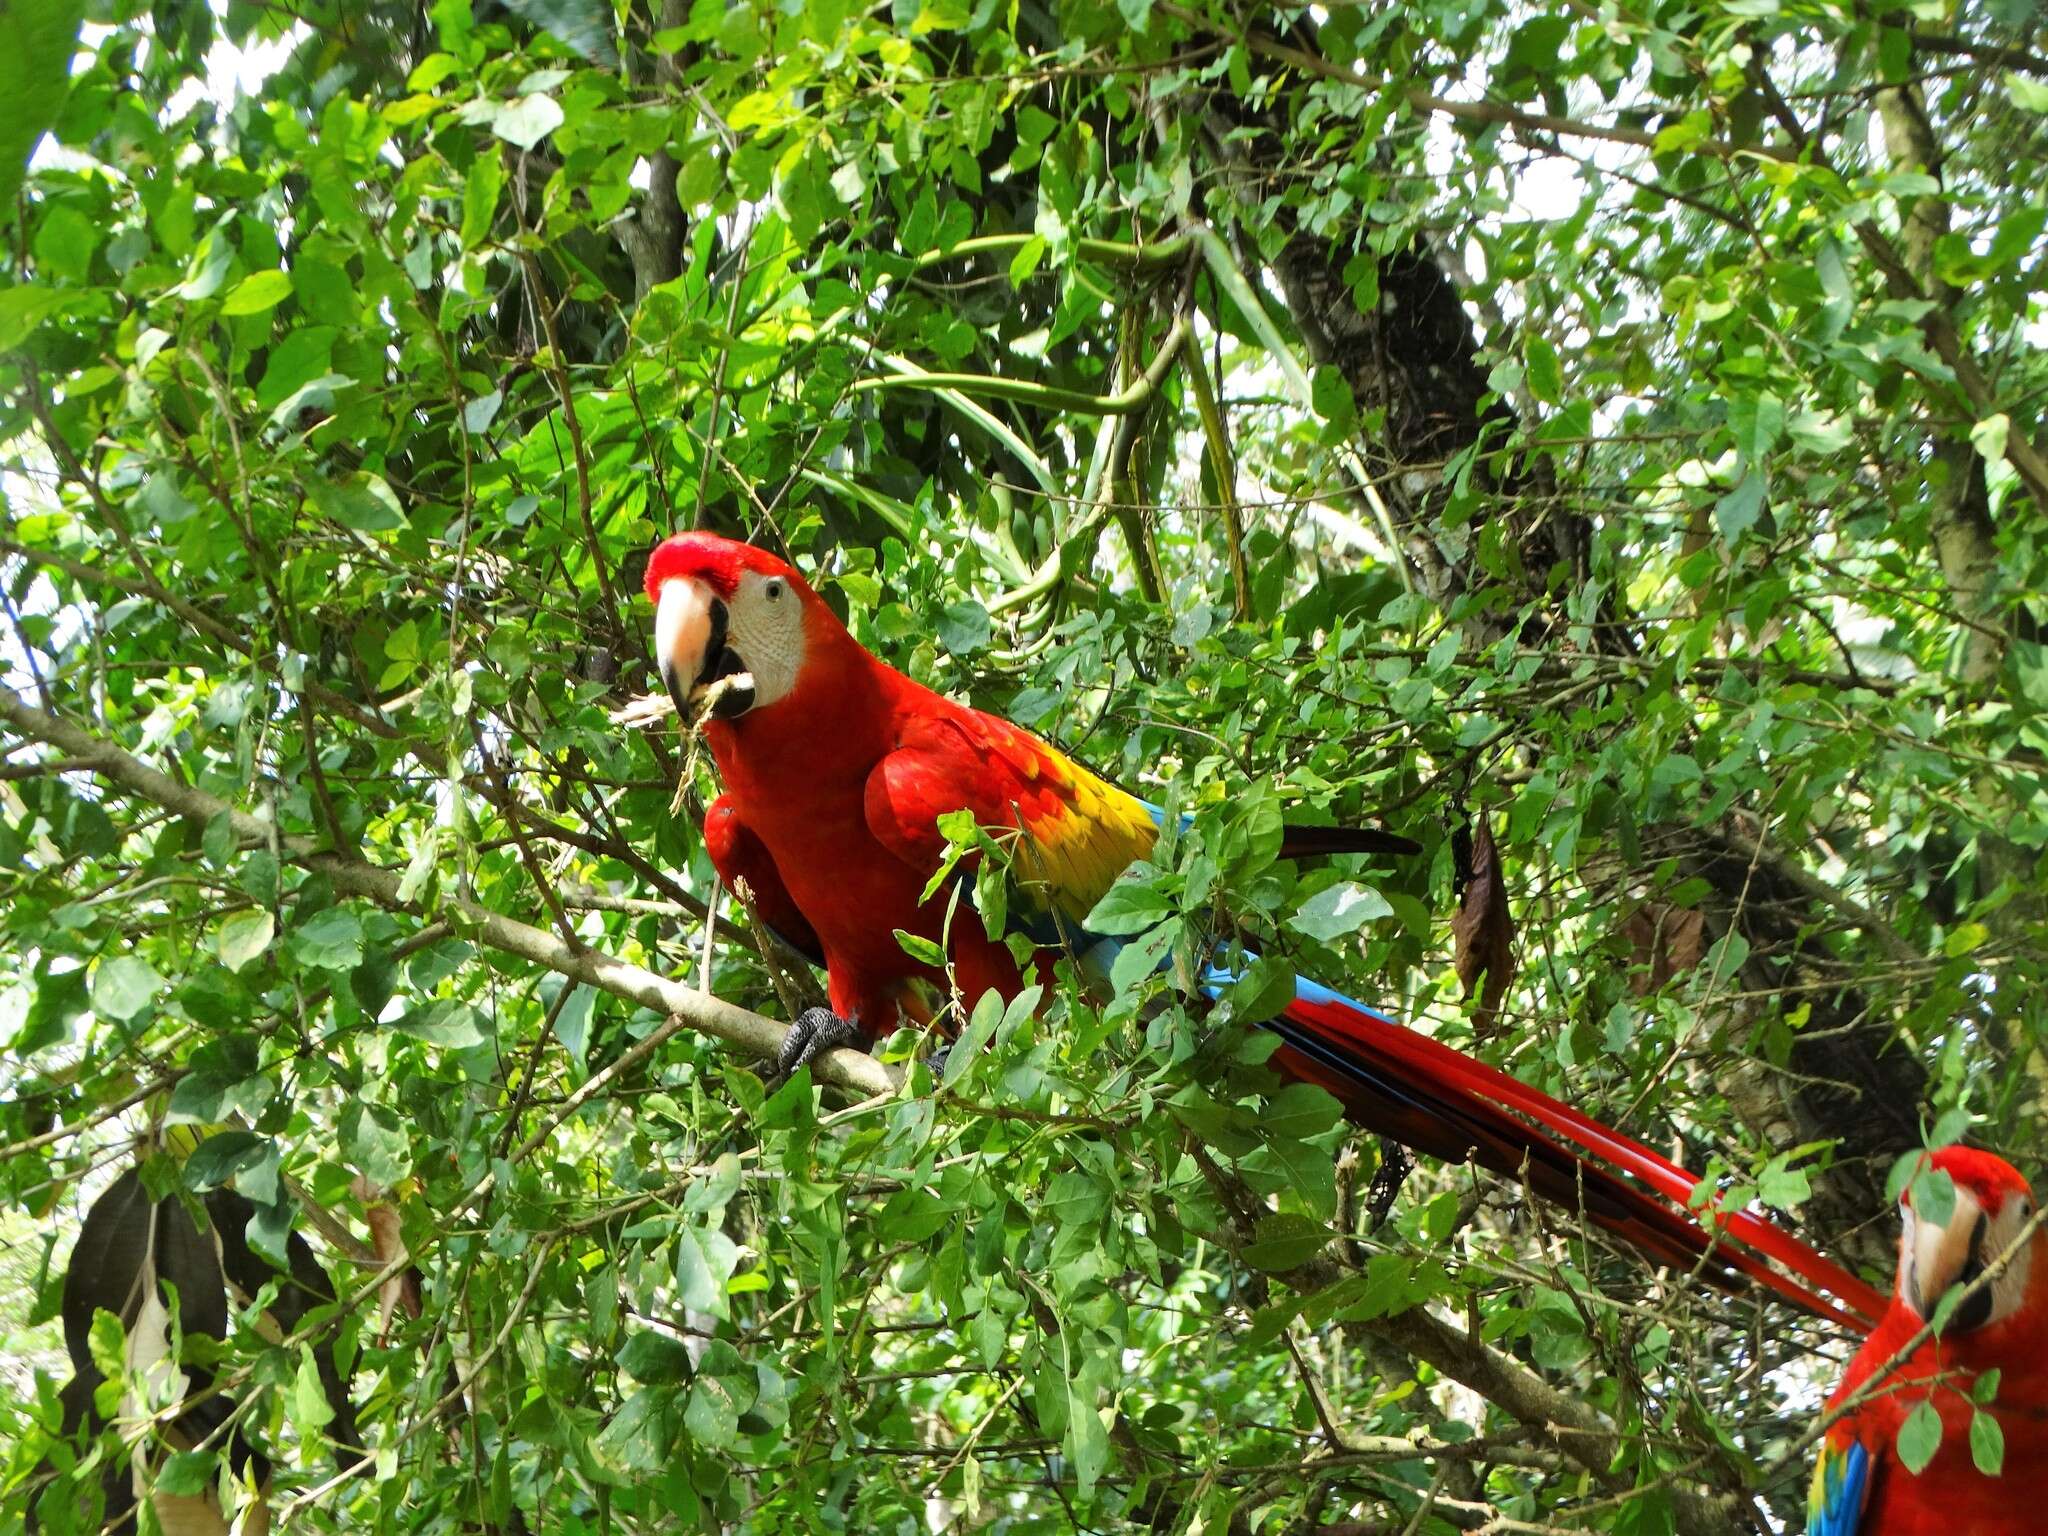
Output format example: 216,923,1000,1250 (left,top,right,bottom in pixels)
644,531,1885,1327
1810,1146,2044,1535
